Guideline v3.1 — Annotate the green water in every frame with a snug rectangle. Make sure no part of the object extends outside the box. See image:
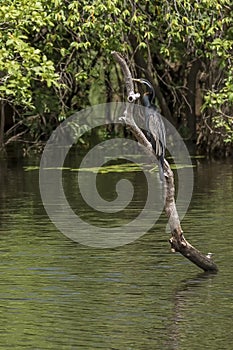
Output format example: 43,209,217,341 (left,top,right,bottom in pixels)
0,157,232,349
